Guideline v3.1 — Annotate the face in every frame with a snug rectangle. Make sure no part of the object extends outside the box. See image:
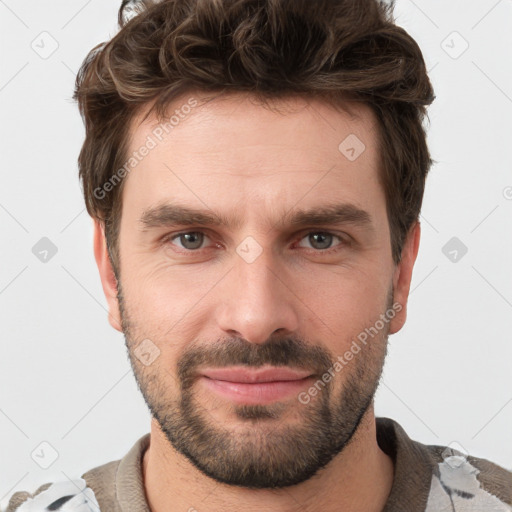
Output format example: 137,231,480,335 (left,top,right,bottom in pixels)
95,91,419,489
